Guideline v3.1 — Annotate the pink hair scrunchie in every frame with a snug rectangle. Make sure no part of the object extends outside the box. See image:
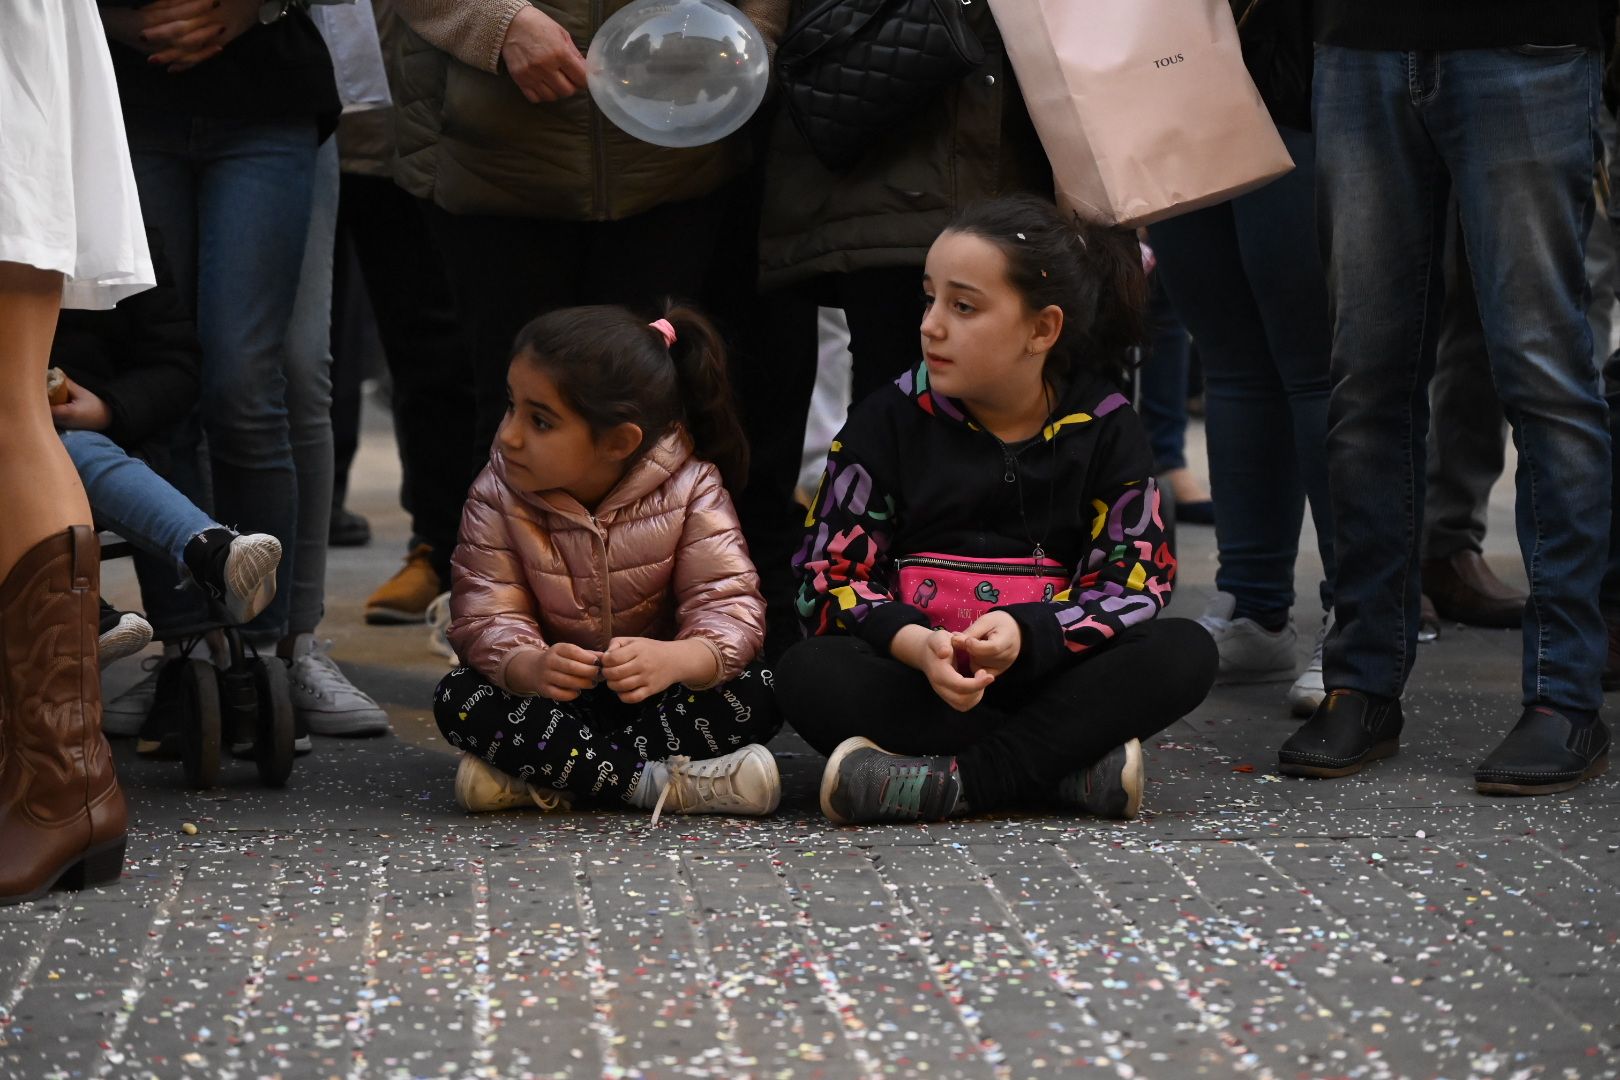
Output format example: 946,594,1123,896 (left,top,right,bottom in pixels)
649,318,677,347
